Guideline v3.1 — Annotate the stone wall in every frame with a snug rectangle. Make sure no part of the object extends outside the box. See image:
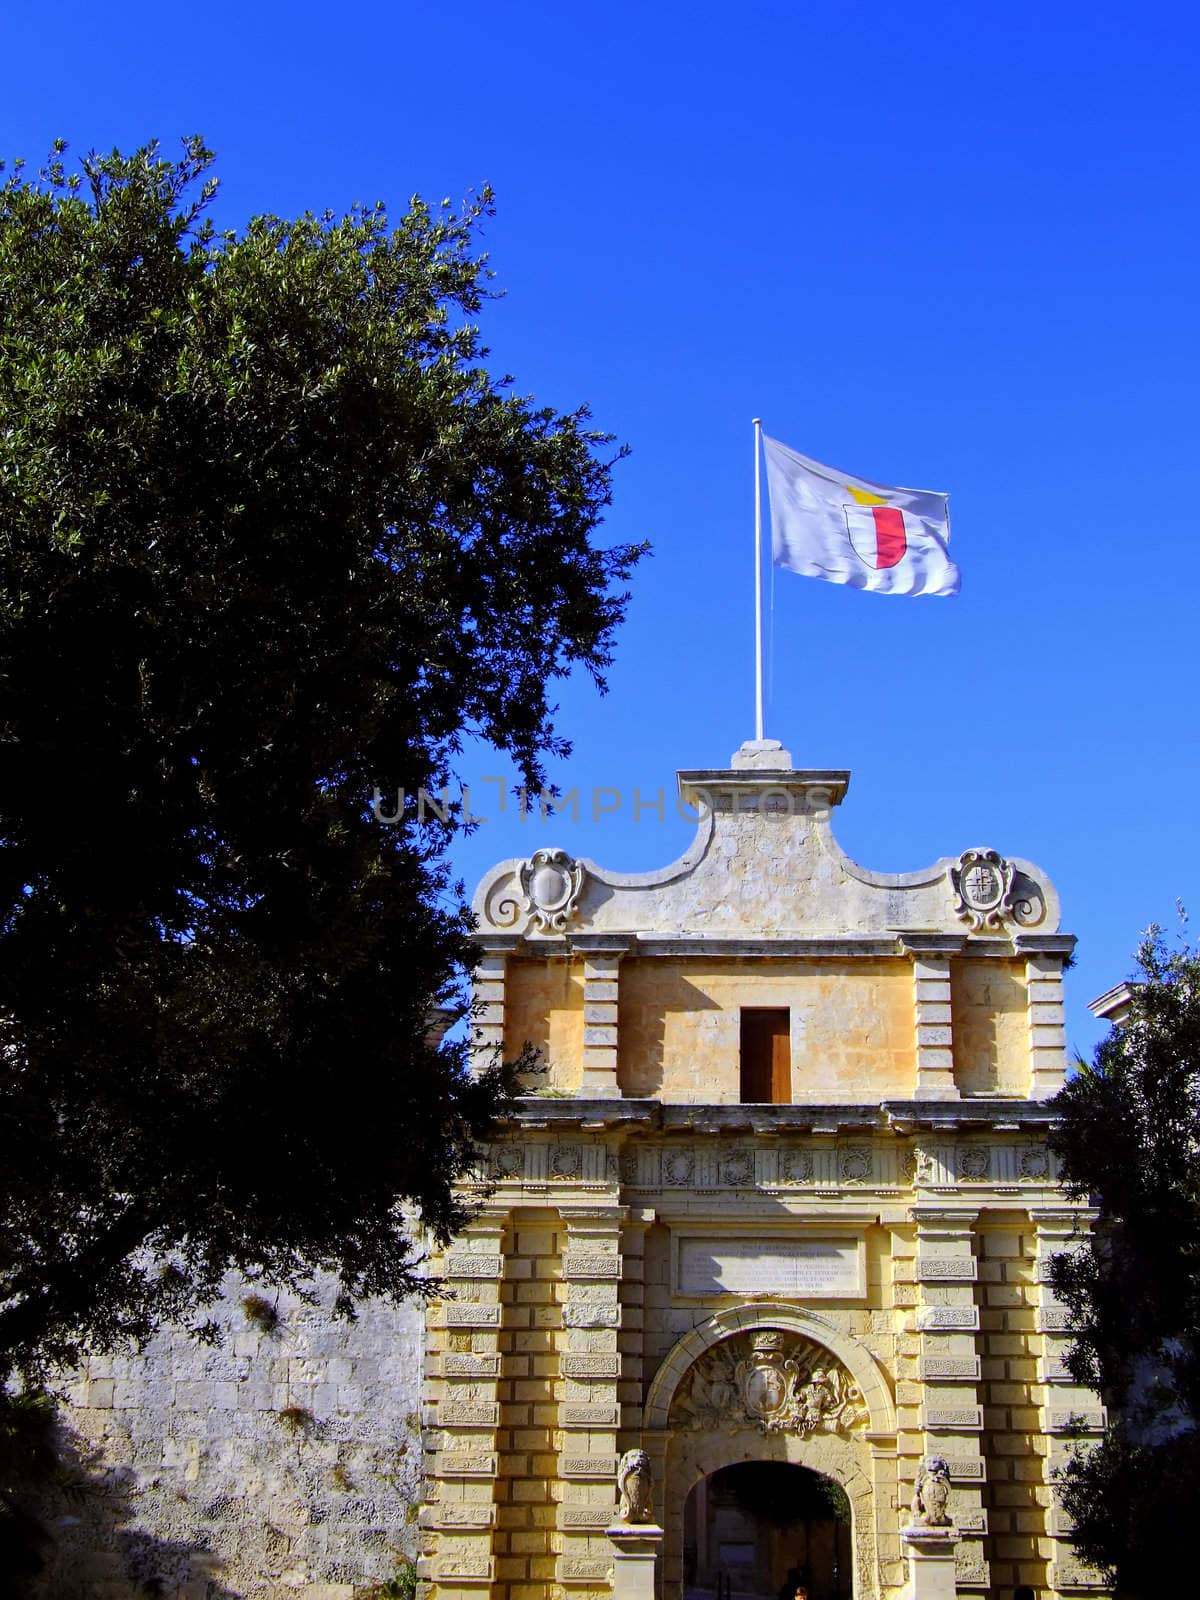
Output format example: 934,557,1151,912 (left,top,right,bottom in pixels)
32,1274,425,1600
976,1215,1048,1594
616,957,918,1101
950,959,1030,1094
504,958,587,1093
501,948,1055,1104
